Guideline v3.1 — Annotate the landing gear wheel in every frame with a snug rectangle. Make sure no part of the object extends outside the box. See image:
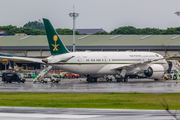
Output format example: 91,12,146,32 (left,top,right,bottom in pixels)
116,76,123,82
117,78,122,82
173,75,177,80
41,80,45,83
52,79,56,83
94,78,98,82
87,78,91,83
124,78,128,82
170,75,172,79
